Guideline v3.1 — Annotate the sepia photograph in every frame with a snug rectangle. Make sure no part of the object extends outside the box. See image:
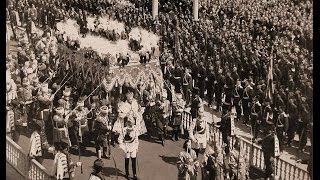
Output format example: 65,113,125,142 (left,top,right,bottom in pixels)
6,0,313,179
